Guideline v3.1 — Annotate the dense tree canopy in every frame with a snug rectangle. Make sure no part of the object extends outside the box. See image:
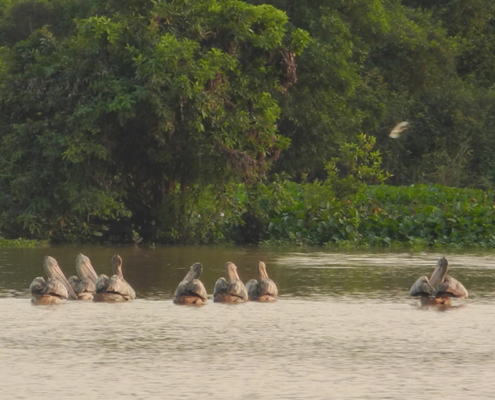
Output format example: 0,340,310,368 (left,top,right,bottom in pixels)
247,0,495,187
0,0,308,241
1,0,495,244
